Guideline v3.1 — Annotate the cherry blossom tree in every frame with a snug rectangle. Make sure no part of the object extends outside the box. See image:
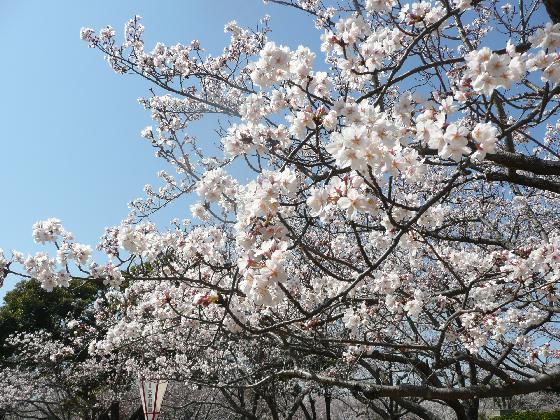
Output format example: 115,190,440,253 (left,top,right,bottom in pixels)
3,0,560,418
0,327,128,419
